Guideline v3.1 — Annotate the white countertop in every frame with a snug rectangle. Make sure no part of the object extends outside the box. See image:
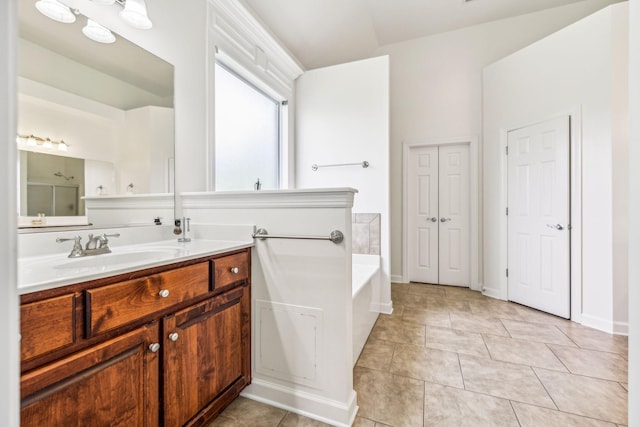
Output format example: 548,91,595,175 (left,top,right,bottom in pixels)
18,238,253,295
